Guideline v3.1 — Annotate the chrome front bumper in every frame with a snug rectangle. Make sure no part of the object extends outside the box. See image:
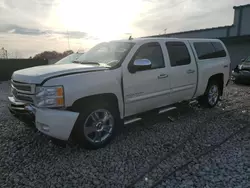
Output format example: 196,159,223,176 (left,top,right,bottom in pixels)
8,96,35,125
